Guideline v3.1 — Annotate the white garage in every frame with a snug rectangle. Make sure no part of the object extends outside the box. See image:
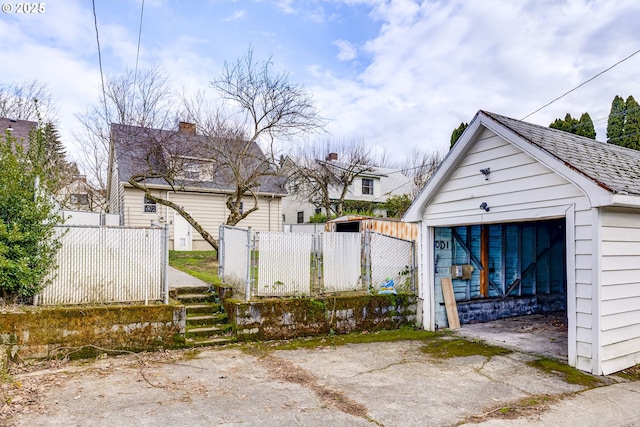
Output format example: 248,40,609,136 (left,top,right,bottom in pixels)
404,110,640,375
